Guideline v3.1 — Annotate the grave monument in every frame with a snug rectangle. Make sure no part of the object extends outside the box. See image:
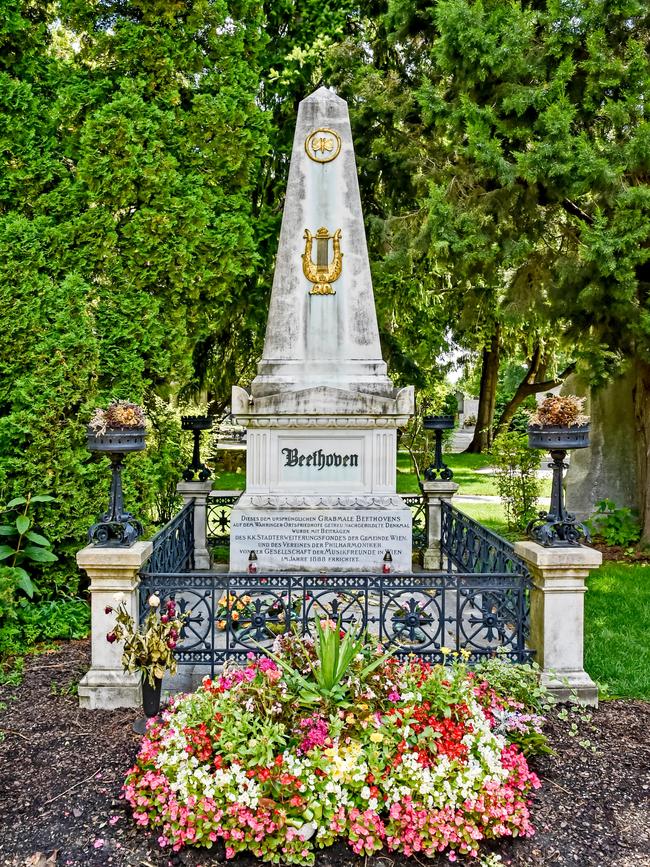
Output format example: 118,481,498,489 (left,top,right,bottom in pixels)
229,87,414,572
